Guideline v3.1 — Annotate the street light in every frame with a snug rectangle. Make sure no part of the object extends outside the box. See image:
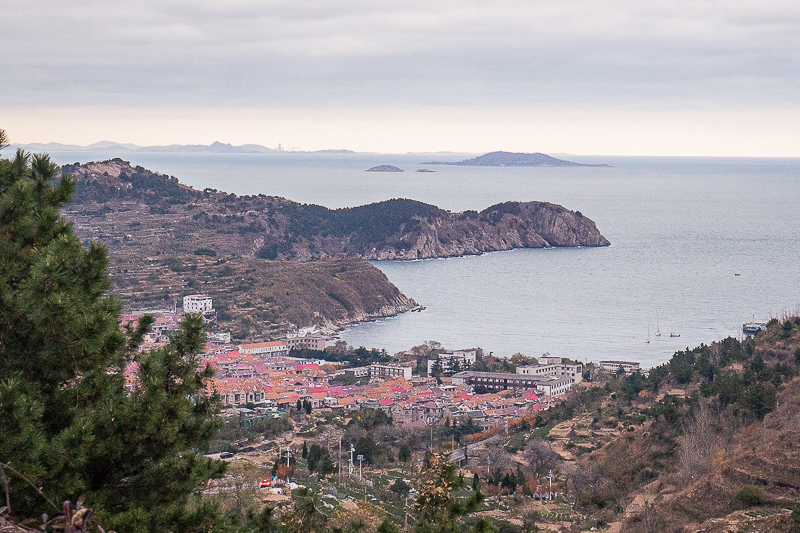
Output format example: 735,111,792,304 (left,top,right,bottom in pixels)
357,454,364,478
